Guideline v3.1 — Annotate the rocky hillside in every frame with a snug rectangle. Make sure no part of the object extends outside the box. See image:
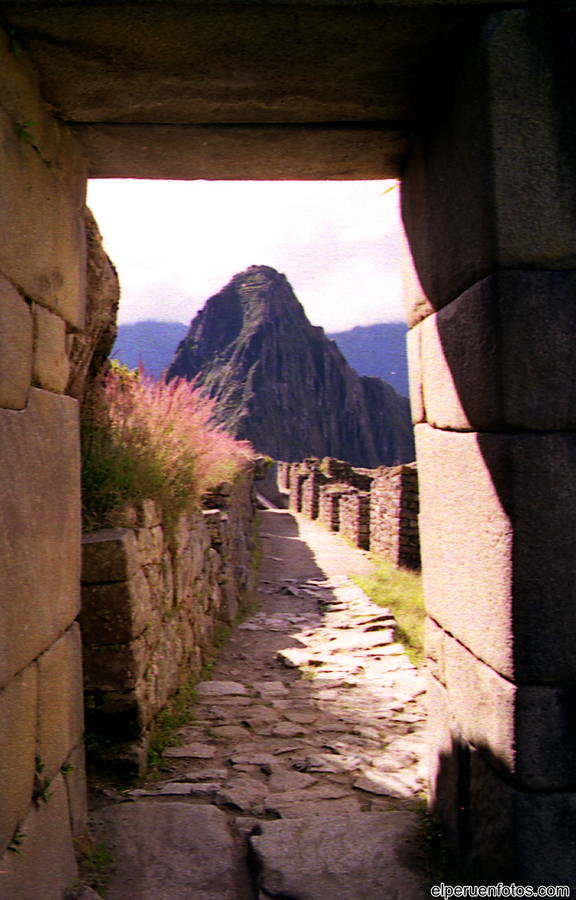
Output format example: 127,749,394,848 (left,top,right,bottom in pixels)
167,266,414,467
